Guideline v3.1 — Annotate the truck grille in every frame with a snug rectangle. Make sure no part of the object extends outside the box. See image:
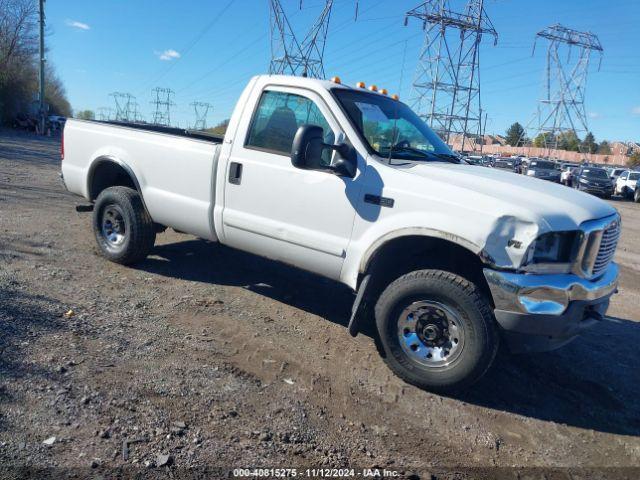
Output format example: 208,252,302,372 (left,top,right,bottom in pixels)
592,218,620,277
